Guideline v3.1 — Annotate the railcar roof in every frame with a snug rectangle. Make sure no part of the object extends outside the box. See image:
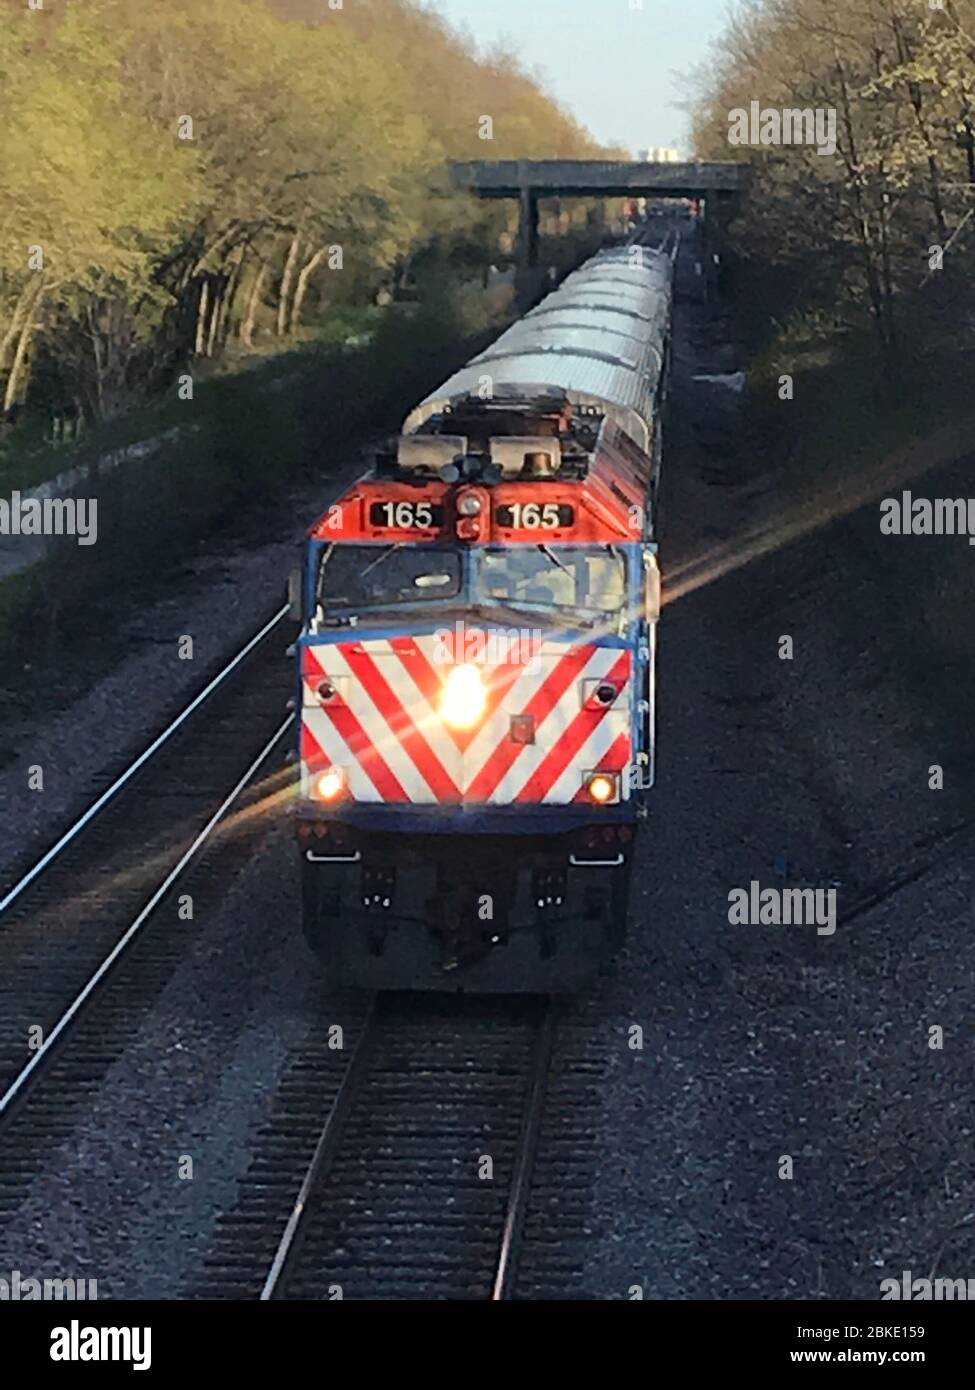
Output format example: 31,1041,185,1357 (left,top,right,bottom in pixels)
402,247,673,452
